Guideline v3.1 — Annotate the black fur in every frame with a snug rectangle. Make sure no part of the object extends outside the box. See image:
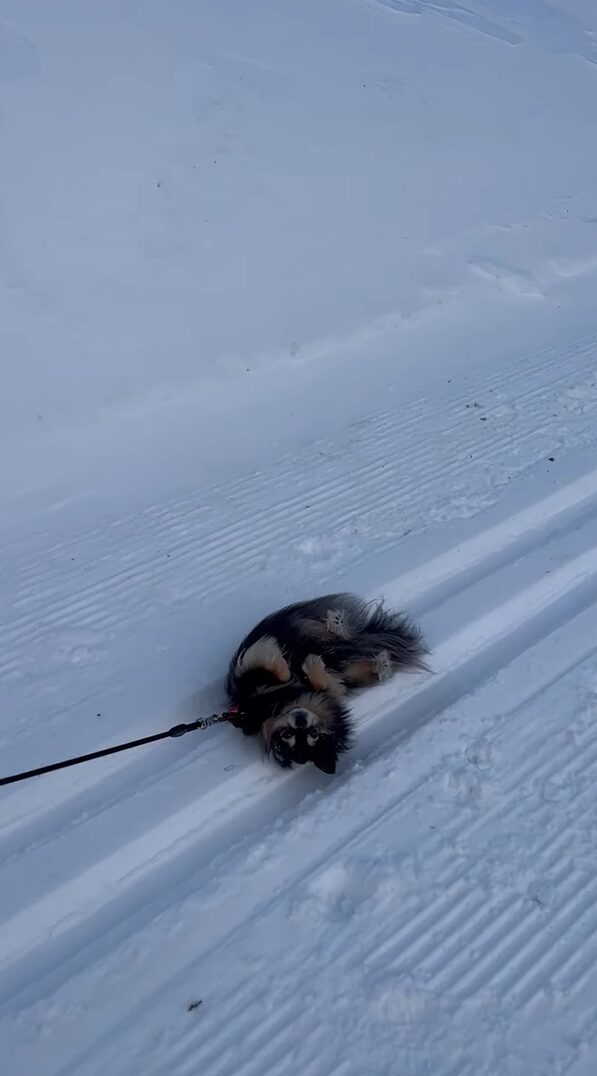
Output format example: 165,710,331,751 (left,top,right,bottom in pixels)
227,593,427,773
